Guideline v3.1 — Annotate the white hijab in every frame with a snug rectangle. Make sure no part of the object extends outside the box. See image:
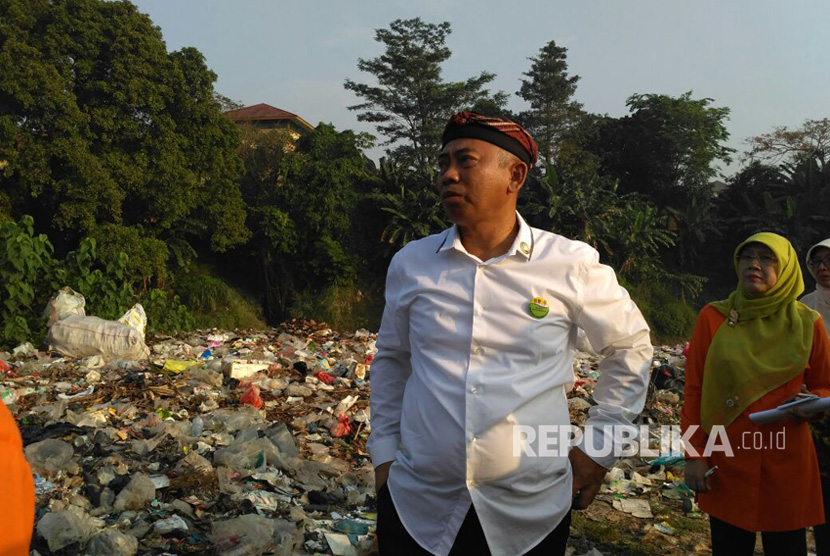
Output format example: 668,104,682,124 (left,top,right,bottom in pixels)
801,238,830,335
